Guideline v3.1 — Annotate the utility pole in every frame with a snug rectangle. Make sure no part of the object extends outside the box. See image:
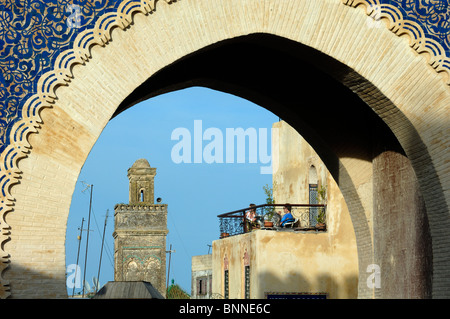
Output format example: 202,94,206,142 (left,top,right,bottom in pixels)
166,244,176,291
96,209,109,294
72,218,84,297
82,183,93,298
